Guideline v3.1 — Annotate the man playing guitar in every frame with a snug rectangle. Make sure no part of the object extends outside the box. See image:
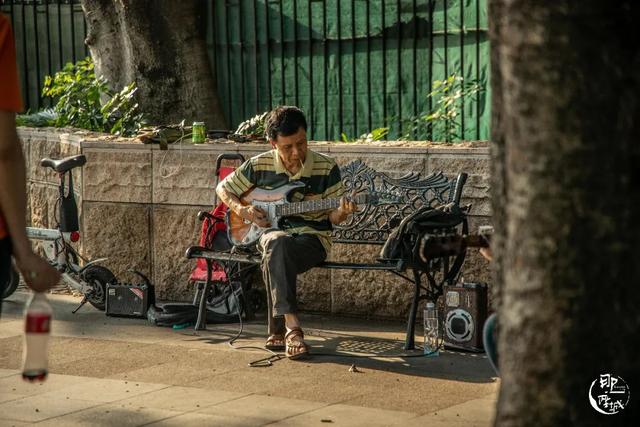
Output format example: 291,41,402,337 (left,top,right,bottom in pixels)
216,106,357,359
